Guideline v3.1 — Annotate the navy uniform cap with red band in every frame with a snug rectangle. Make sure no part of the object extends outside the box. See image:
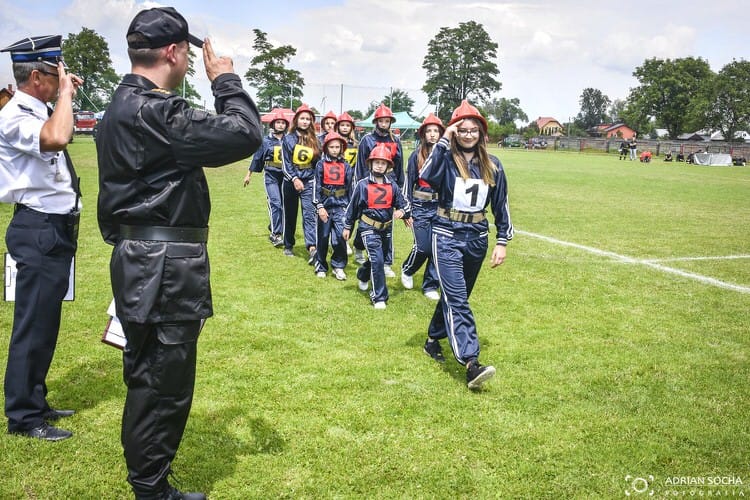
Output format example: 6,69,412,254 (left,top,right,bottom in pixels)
1,35,68,68
127,6,204,49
